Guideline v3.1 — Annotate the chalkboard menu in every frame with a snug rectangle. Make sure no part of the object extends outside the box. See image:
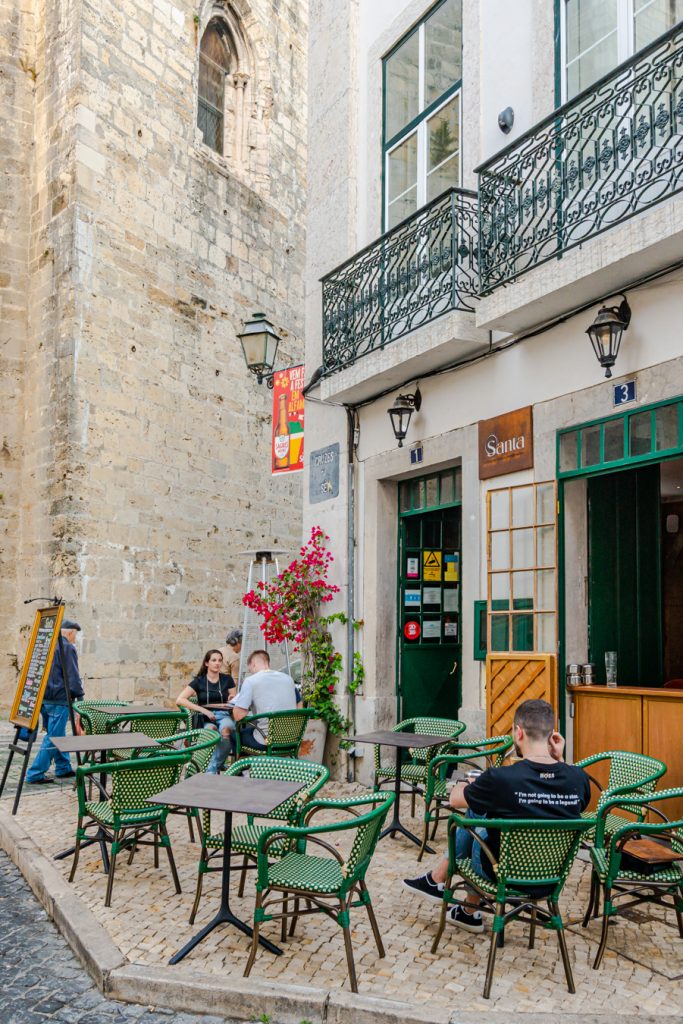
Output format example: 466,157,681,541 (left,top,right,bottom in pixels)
10,605,64,730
